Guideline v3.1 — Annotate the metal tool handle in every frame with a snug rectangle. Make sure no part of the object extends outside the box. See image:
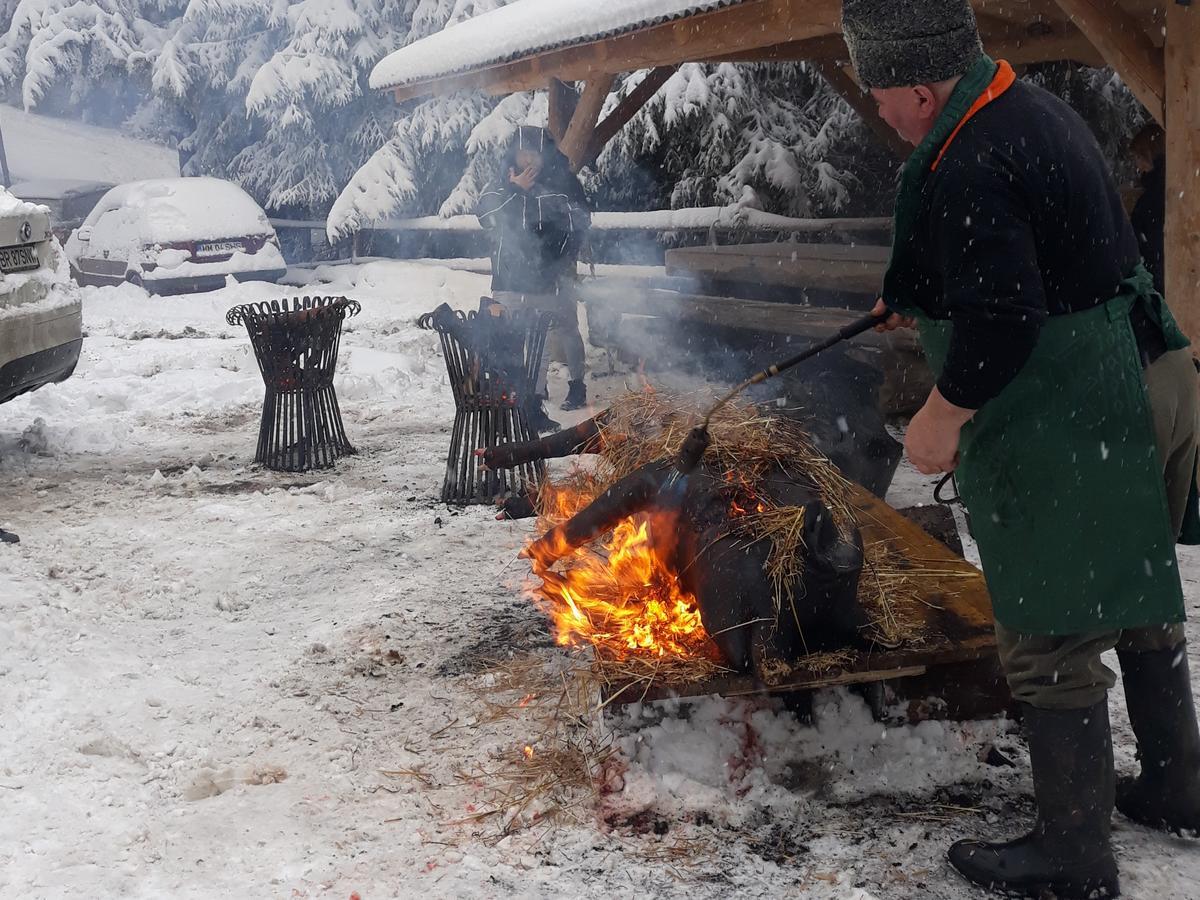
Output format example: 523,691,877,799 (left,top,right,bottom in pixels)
701,309,888,428
752,310,886,383
675,309,890,474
